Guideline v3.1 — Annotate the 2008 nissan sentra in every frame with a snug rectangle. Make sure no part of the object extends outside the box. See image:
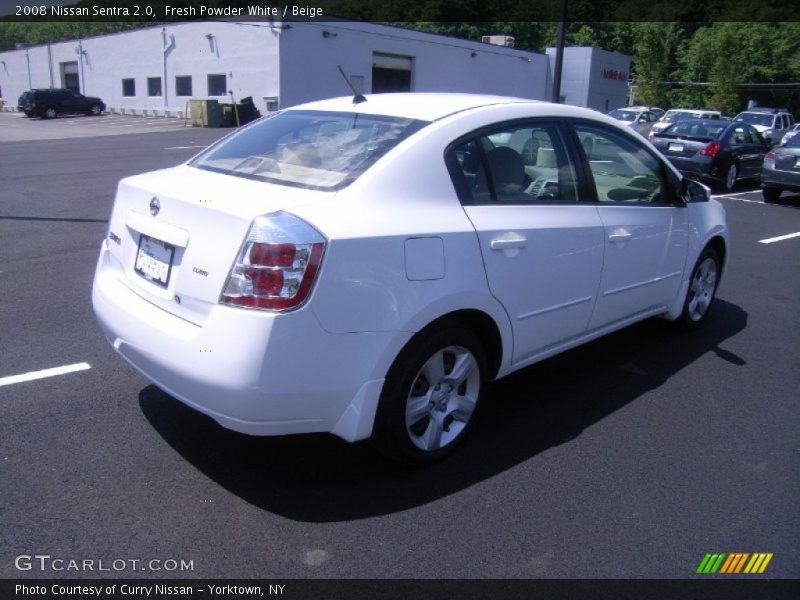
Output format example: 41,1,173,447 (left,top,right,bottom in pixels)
92,93,729,463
